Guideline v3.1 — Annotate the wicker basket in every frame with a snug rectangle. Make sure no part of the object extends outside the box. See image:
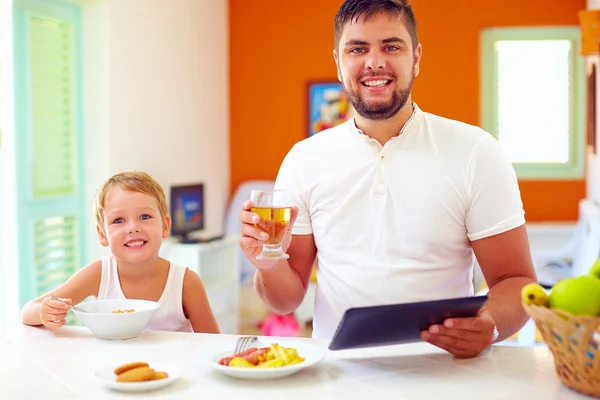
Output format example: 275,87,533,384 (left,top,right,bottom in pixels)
523,304,600,398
